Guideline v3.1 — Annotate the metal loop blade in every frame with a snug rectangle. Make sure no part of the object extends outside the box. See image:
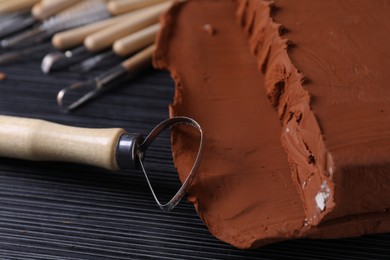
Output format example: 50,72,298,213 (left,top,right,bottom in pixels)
137,117,204,212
